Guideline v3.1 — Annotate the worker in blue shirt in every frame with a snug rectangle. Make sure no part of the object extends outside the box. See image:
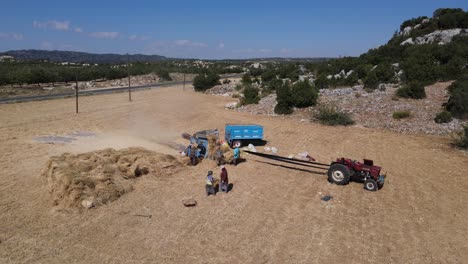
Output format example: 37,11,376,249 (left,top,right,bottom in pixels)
233,146,240,166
